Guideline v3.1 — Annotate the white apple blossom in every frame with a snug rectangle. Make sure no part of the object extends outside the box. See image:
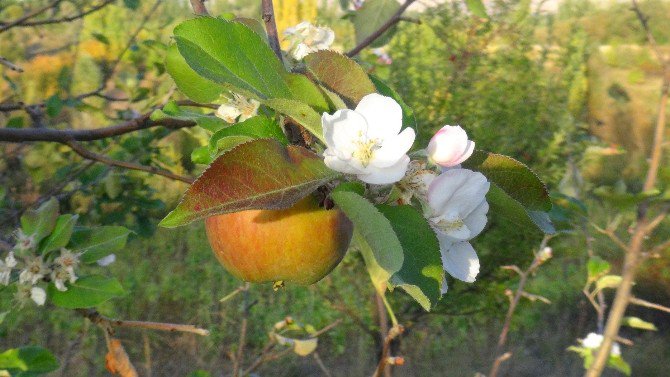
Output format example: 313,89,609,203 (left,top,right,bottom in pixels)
18,256,48,285
427,125,475,168
580,332,621,356
396,160,437,204
51,248,80,292
322,93,416,184
13,229,35,252
16,284,46,306
283,21,334,60
426,169,490,287
0,251,17,286
97,253,116,266
215,94,260,124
